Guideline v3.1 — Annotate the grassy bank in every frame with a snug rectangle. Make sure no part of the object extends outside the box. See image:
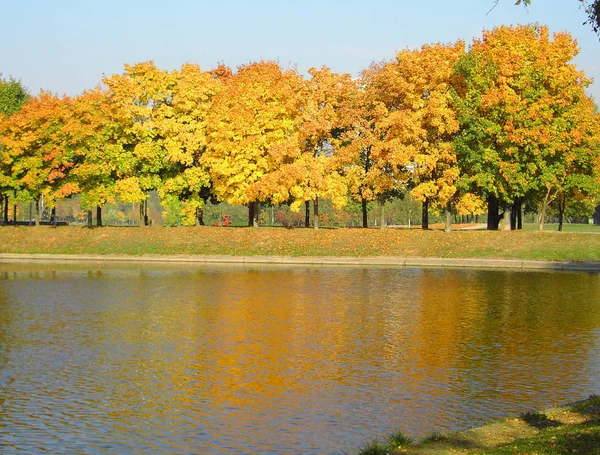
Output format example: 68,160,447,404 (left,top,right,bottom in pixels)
0,226,600,261
1,225,600,261
350,395,600,455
